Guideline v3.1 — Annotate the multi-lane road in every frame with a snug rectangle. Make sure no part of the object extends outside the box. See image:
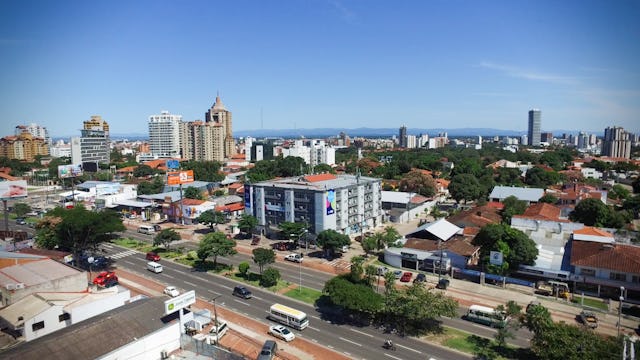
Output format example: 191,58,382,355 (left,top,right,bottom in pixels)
102,229,533,360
